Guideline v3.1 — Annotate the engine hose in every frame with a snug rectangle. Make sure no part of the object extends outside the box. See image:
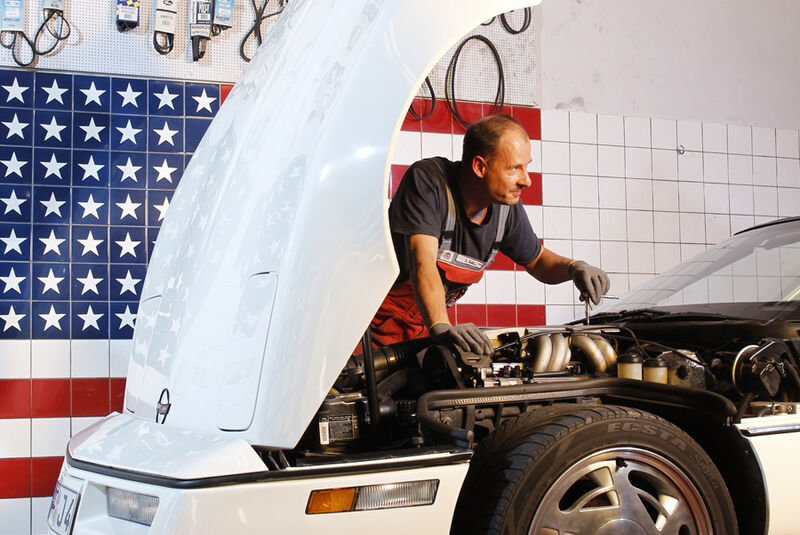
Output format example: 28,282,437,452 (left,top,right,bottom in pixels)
735,392,755,422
